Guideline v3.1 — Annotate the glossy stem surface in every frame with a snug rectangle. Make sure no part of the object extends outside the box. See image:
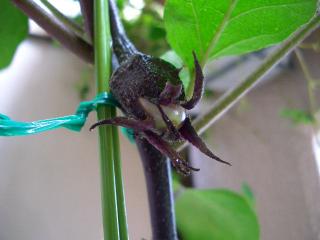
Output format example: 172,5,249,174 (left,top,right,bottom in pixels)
80,0,94,40
109,0,137,63
136,137,178,240
108,1,178,238
94,0,128,239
